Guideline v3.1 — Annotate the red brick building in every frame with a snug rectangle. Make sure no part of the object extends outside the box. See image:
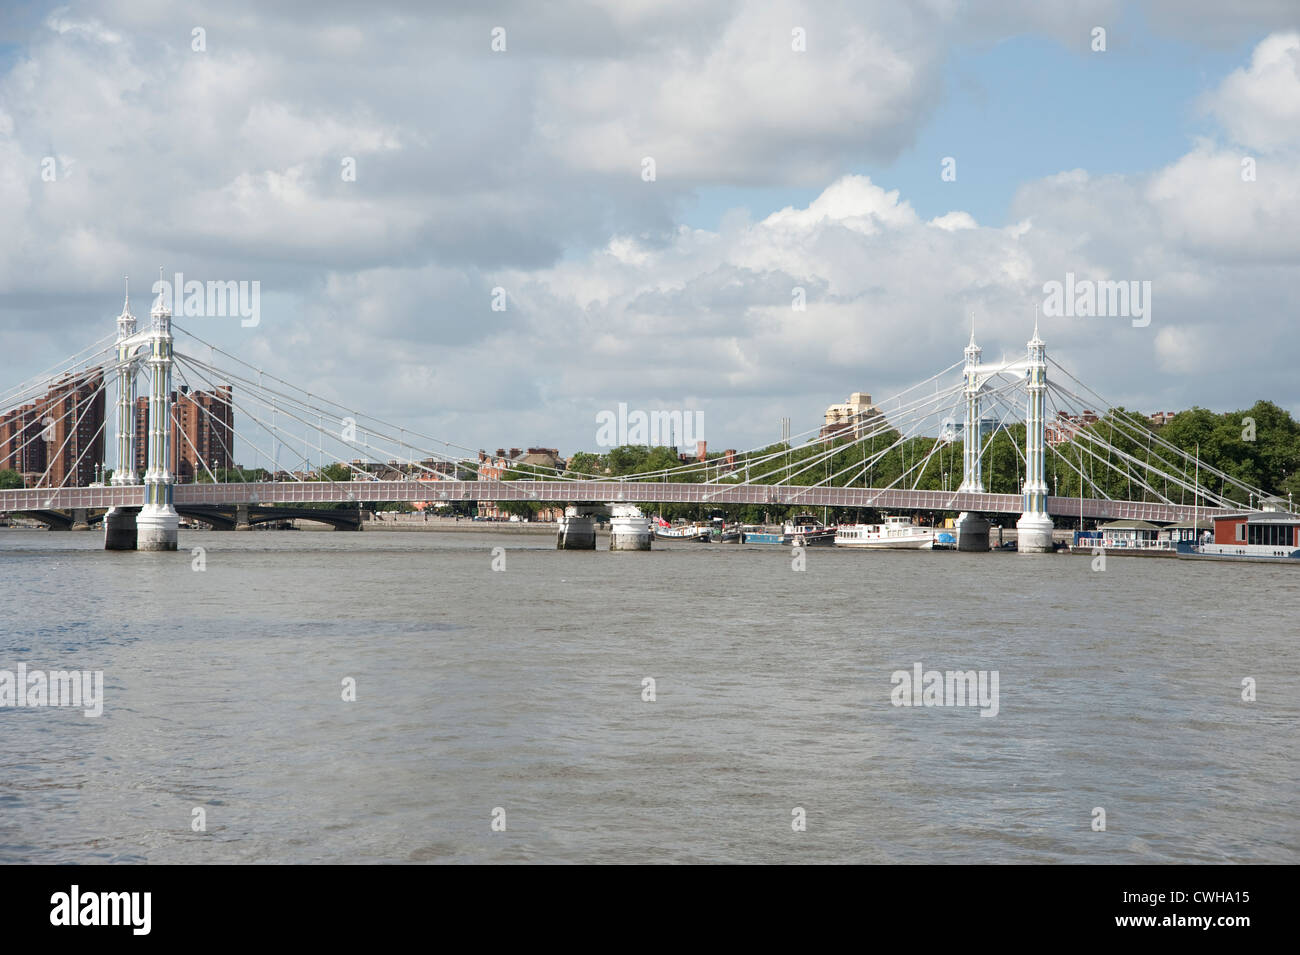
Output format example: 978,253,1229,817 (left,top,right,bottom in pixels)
0,403,45,480
0,369,105,487
133,385,234,482
476,447,566,520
